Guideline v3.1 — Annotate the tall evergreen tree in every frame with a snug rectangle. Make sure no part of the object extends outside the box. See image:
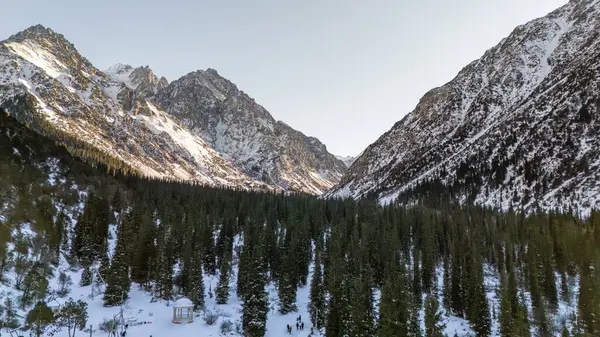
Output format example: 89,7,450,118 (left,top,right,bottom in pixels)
378,261,411,337
468,256,491,336
103,225,130,307
424,294,446,337
241,247,268,337
278,228,298,314
183,242,205,310
309,251,326,331
348,270,376,337
216,238,232,305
